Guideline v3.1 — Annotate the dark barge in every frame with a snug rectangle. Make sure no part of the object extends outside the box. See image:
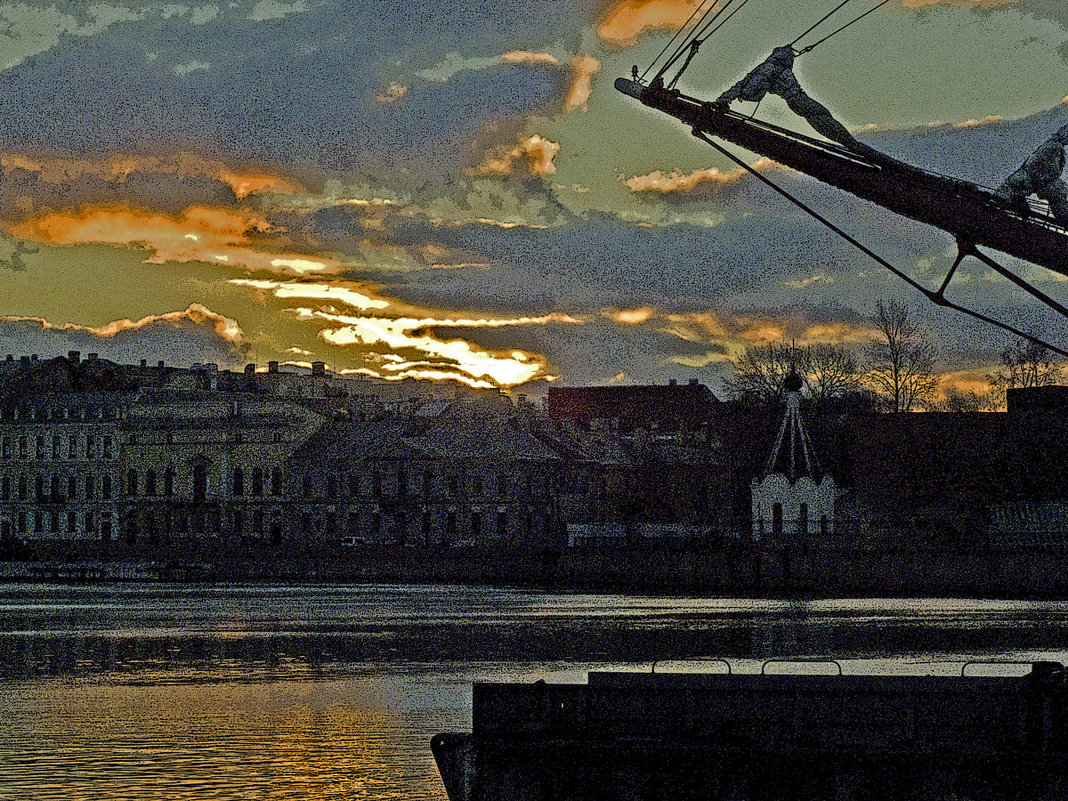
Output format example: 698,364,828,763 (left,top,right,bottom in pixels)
433,661,1068,800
